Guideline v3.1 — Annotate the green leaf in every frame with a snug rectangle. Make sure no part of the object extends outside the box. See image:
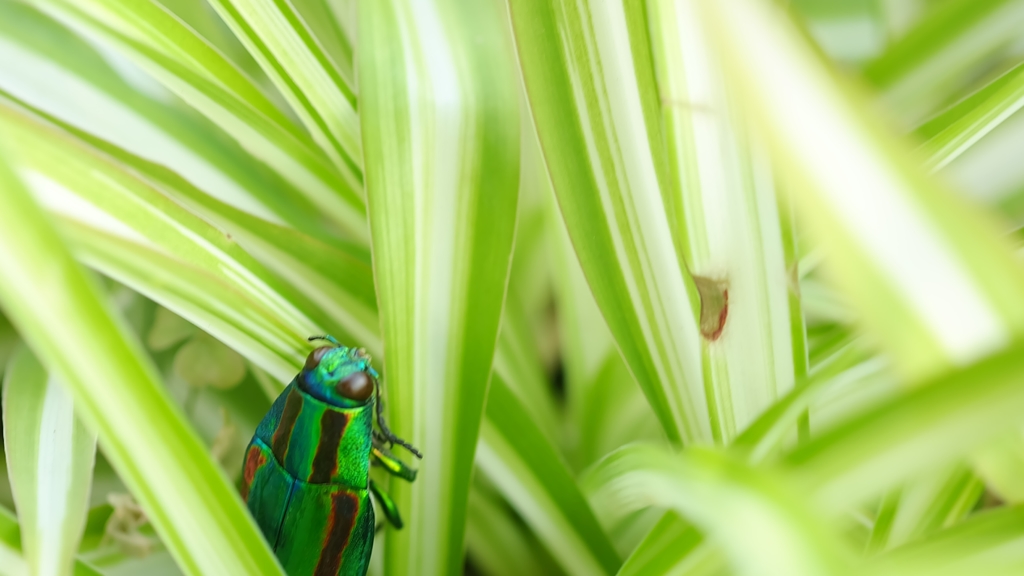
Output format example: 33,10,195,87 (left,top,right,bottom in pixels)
971,429,1024,502
158,0,263,76
2,347,97,576
478,375,621,576
862,0,1024,125
648,0,801,441
0,99,338,379
465,480,560,576
866,464,985,553
550,202,622,469
922,62,1024,172
615,512,721,576
583,445,852,576
509,0,708,446
173,332,247,390
205,0,361,178
287,0,355,89
0,2,353,242
785,338,1024,515
610,337,881,575
867,504,1024,576
0,123,284,576
0,505,26,576
493,168,560,443
358,1,520,574
30,0,367,239
732,339,879,462
29,109,382,356
697,0,1024,381
573,351,664,471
